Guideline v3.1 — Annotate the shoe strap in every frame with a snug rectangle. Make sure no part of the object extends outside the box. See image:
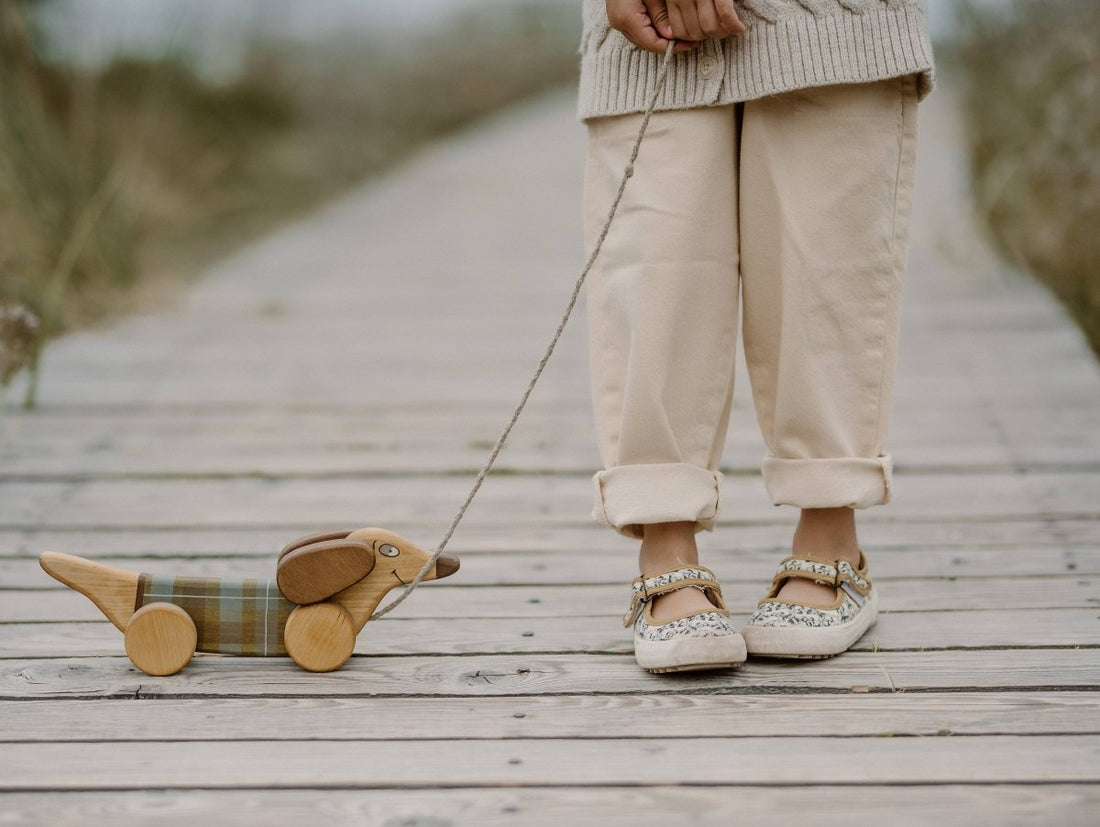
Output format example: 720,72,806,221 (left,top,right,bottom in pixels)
622,565,727,627
767,555,872,599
